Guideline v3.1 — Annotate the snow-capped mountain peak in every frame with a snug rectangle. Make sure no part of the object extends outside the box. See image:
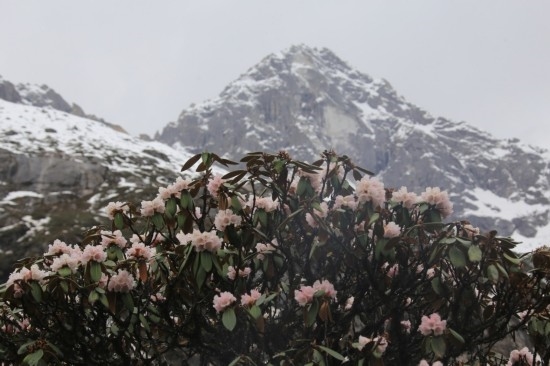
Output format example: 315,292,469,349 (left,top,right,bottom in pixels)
156,45,550,252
